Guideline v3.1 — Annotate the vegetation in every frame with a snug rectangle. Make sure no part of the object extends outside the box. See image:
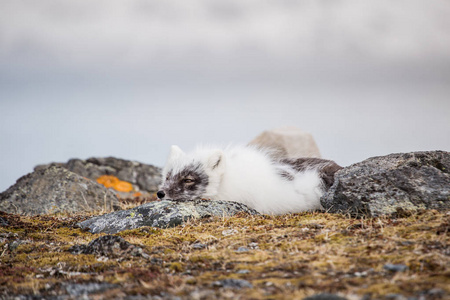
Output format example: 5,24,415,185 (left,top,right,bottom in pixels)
0,208,448,299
